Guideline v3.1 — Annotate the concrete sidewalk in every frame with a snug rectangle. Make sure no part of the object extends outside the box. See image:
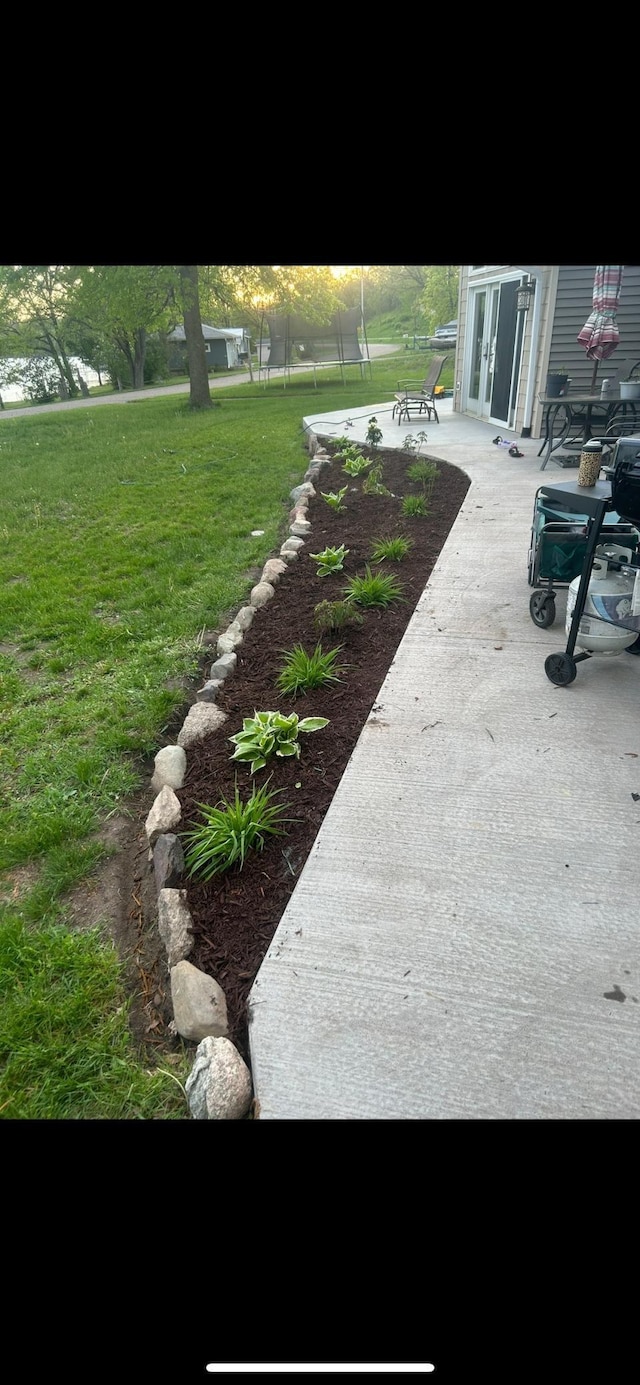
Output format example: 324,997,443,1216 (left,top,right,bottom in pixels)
248,399,640,1118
